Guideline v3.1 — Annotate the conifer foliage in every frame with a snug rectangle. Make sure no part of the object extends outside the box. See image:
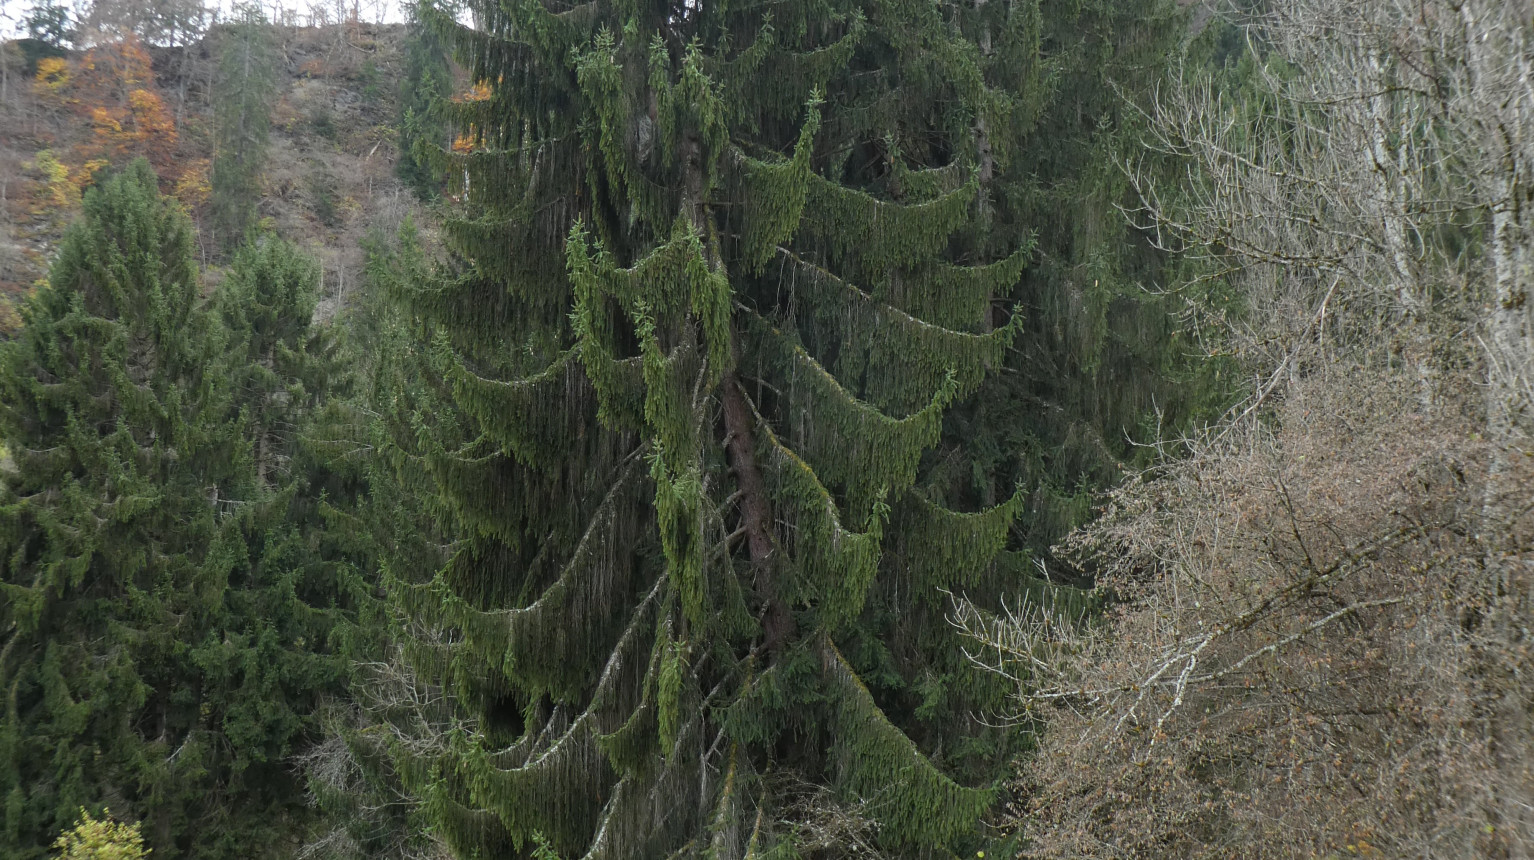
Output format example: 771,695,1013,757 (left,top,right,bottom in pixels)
0,162,348,859
0,160,235,856
395,1,454,200
380,0,1059,855
211,2,278,250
